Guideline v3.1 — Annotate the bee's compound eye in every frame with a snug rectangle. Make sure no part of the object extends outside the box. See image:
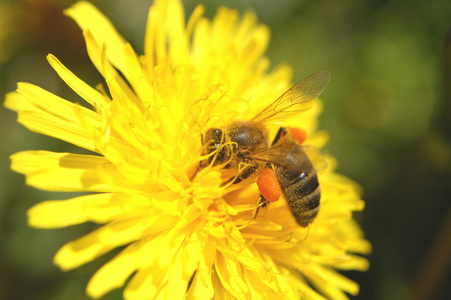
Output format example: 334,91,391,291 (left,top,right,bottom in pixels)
203,128,222,146
287,127,307,144
257,168,281,203
211,128,222,139
202,128,230,166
